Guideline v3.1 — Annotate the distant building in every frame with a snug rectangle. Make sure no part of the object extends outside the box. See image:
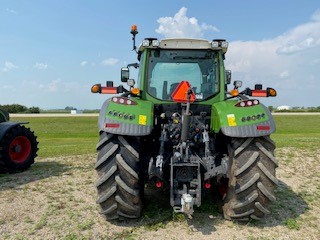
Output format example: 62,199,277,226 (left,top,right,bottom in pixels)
71,110,83,114
276,105,292,111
